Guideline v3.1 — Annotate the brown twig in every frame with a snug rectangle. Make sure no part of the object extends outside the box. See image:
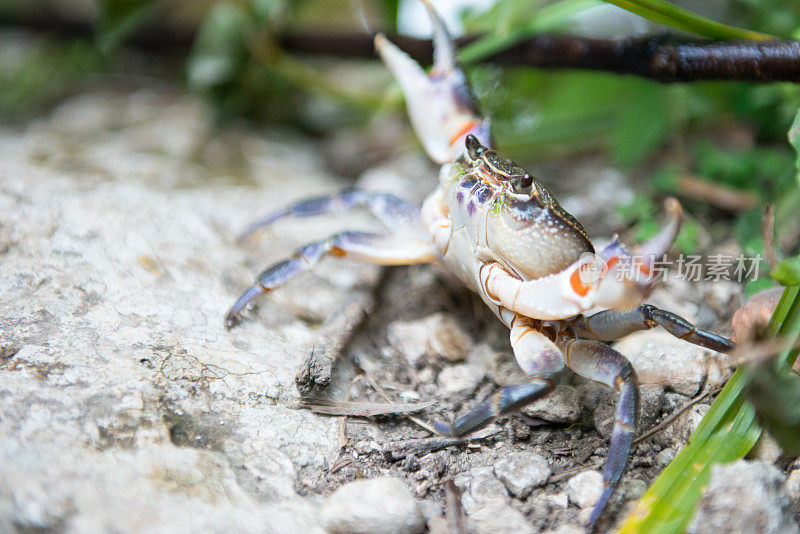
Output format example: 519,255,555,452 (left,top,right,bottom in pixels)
762,203,779,270
444,480,467,534
548,460,604,483
384,428,501,461
633,385,722,445
299,398,436,416
363,371,437,434
280,32,800,83
675,173,760,212
546,386,722,484
295,290,375,396
4,7,800,84
328,374,363,474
